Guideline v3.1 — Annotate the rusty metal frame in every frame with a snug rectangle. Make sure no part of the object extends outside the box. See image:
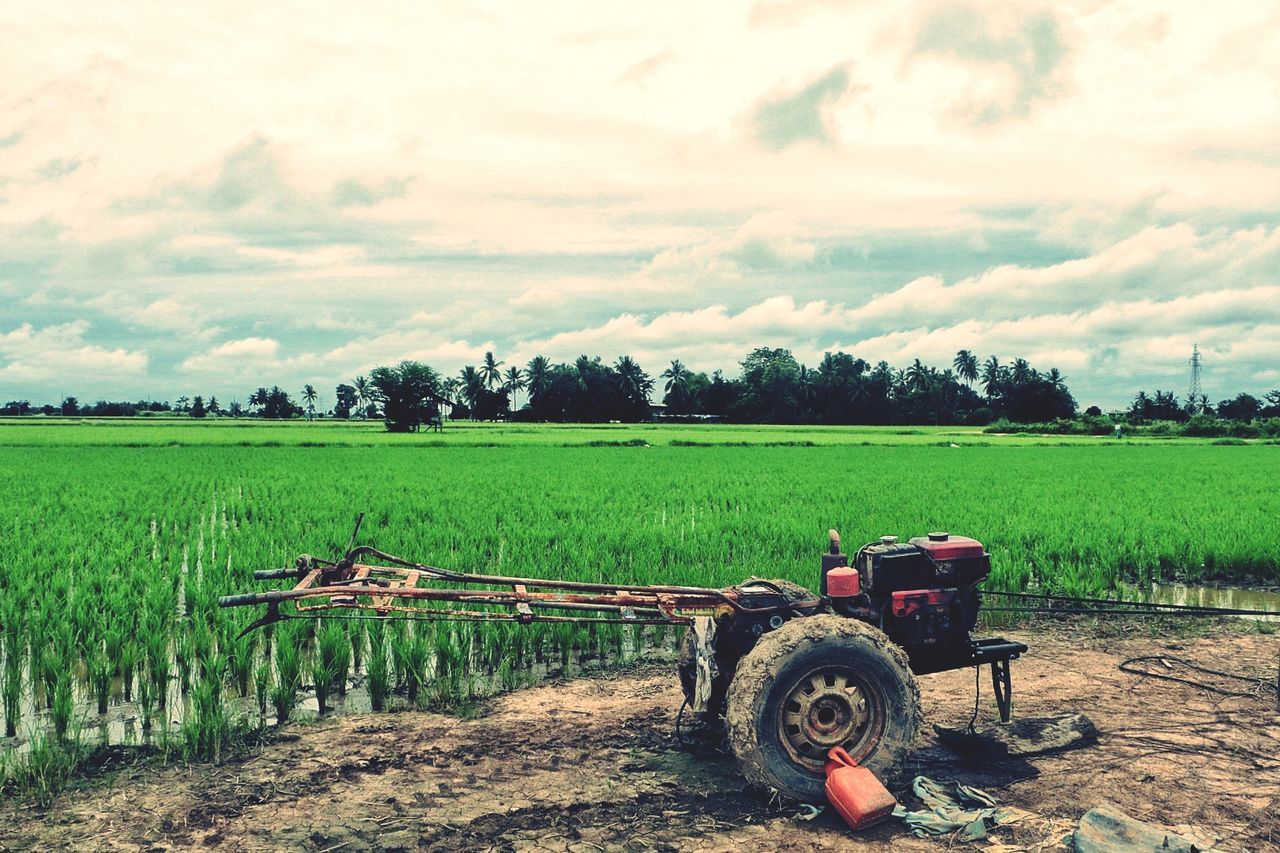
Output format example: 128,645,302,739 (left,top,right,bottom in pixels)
220,544,811,635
